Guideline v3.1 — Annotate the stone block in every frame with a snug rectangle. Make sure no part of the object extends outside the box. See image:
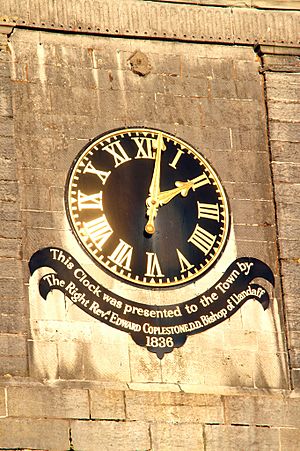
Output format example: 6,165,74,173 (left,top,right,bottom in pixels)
90,389,125,420
236,240,277,269
266,73,300,101
28,339,59,380
0,219,21,239
128,339,162,383
23,228,65,259
281,261,300,298
7,386,89,419
71,419,150,451
0,356,27,376
0,180,19,202
271,141,300,164
0,202,21,221
0,237,21,258
210,58,235,80
111,70,165,94
268,101,300,123
231,199,275,225
0,334,26,357
210,79,237,99
274,182,300,204
223,181,273,201
0,258,22,279
287,314,300,336
225,394,300,428
0,278,24,300
277,219,300,242
292,369,300,389
17,135,72,170
277,201,300,223
289,348,300,367
289,332,300,351
0,314,27,334
213,151,271,183
20,185,51,211
21,167,66,188
13,82,52,114
21,210,65,230
234,60,260,81
272,161,300,183
205,424,280,451
254,351,289,389
202,98,264,129
0,136,14,157
0,83,12,117
0,157,16,180
231,126,268,151
181,55,213,78
154,93,201,127
279,239,300,259
125,391,224,424
280,427,300,451
164,75,208,98
81,326,131,382
0,388,6,417
0,116,13,137
57,340,84,381
0,298,25,315
0,60,11,78
263,54,300,73
49,85,99,116
151,422,204,450
270,122,300,143
0,418,69,450
126,92,157,123
234,224,276,243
